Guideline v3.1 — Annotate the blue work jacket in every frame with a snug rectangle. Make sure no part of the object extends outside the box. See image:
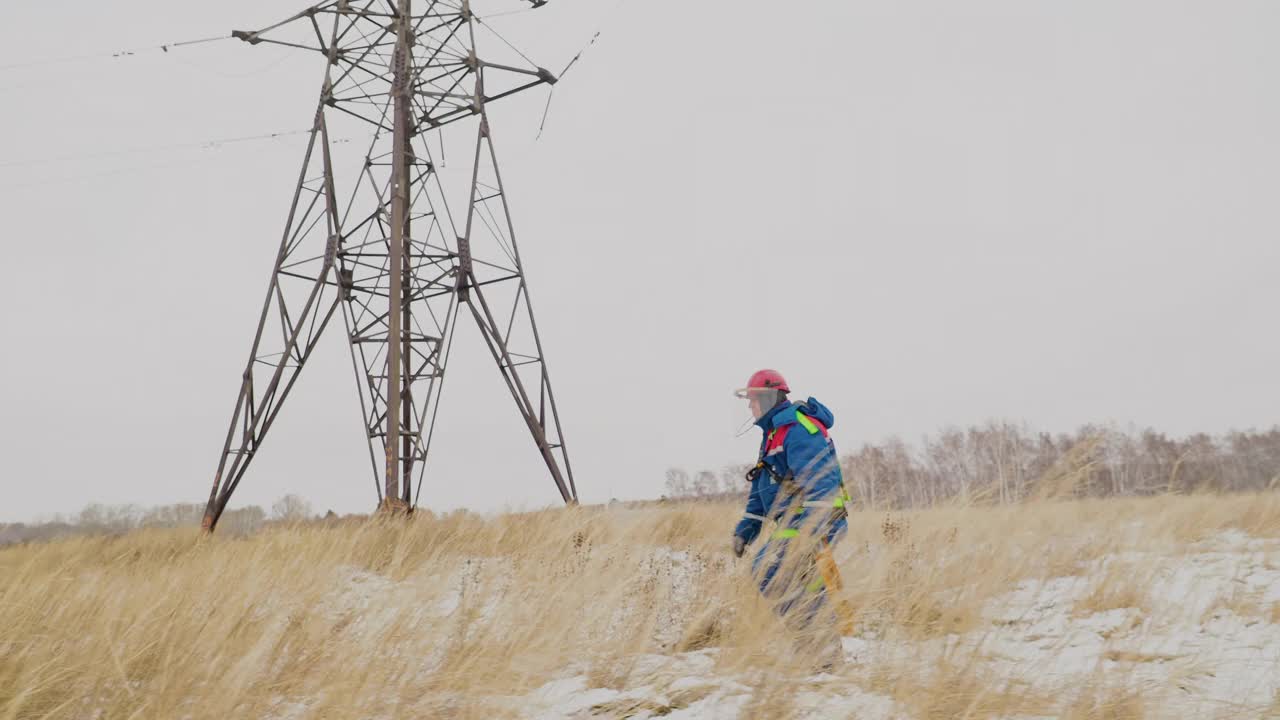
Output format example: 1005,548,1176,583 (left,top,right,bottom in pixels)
734,397,847,546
